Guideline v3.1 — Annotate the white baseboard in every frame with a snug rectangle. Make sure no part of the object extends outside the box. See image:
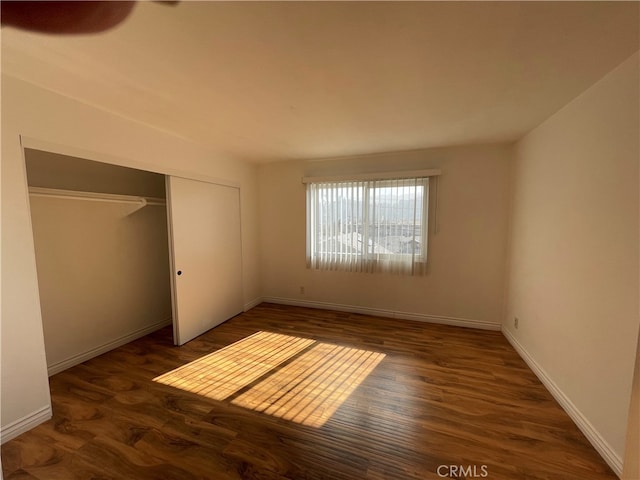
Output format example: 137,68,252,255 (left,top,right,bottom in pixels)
502,327,622,478
261,296,501,331
47,318,172,376
243,297,263,312
1,405,52,444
